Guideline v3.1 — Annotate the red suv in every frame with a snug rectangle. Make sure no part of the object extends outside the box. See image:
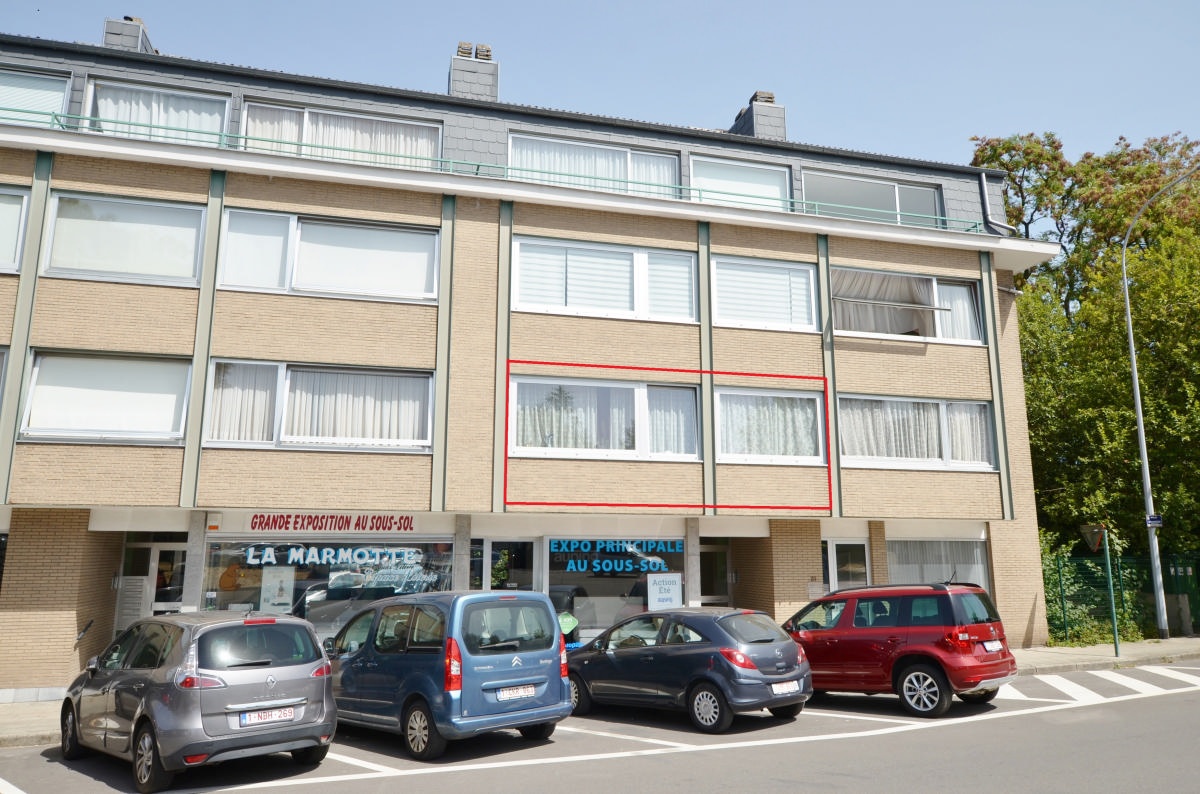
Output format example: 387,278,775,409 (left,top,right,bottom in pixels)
781,582,1017,717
